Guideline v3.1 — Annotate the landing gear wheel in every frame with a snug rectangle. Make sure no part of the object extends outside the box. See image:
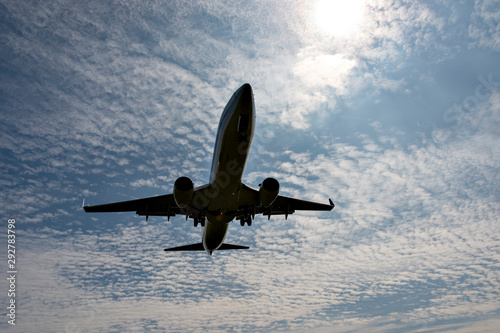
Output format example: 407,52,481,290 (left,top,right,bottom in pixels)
194,218,205,227
240,216,252,226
